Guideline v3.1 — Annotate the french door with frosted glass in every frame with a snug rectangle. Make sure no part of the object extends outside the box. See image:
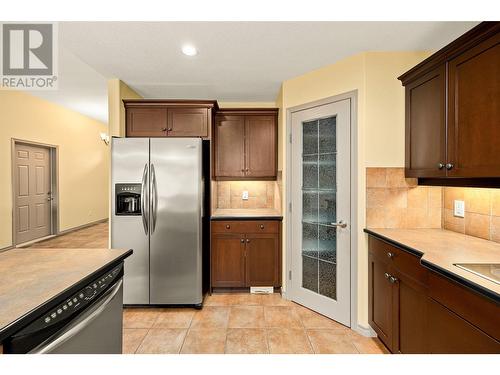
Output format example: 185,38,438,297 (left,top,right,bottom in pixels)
290,99,351,326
